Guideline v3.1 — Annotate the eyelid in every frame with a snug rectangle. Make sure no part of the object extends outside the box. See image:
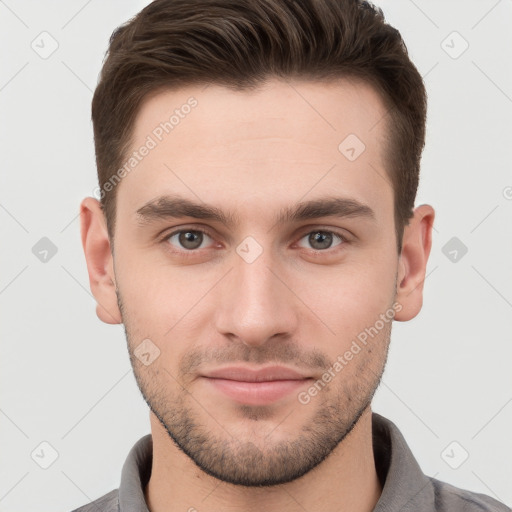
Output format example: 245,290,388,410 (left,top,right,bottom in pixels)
161,225,218,248
293,228,349,253
161,224,351,255
295,224,351,240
